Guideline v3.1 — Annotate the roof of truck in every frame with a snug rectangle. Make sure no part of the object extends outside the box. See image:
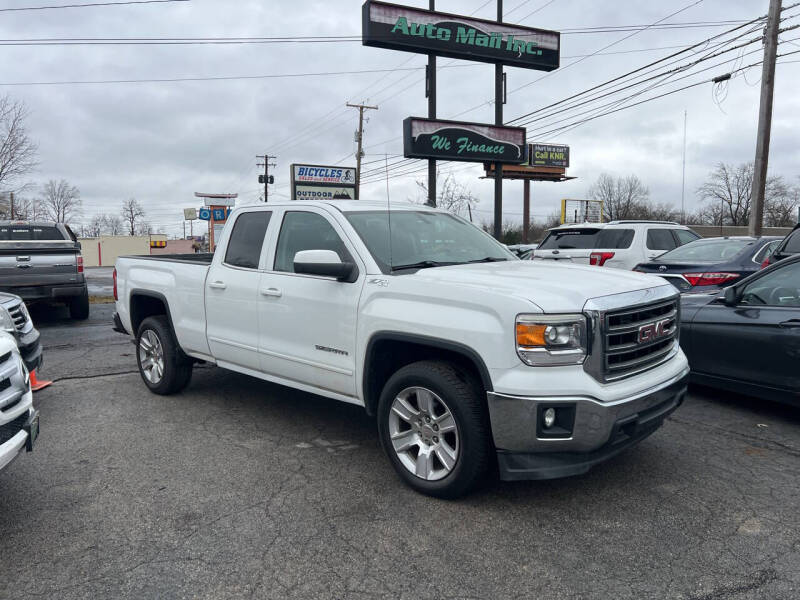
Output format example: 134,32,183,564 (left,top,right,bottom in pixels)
239,200,440,213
